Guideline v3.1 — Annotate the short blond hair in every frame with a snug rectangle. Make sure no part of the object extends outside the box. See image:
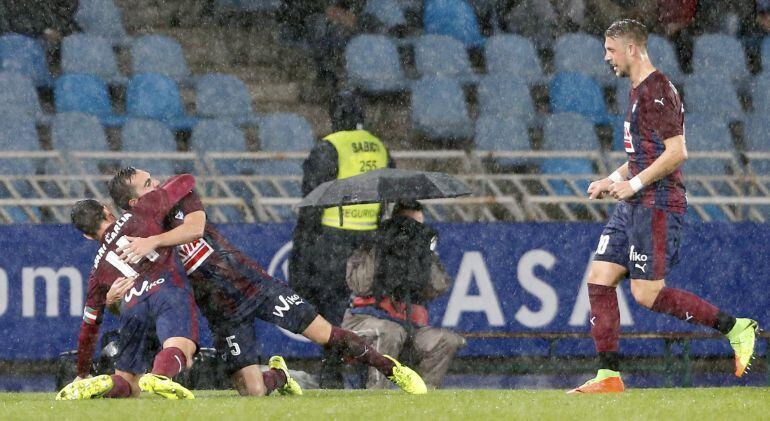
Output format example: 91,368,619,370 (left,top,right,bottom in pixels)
605,19,648,48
